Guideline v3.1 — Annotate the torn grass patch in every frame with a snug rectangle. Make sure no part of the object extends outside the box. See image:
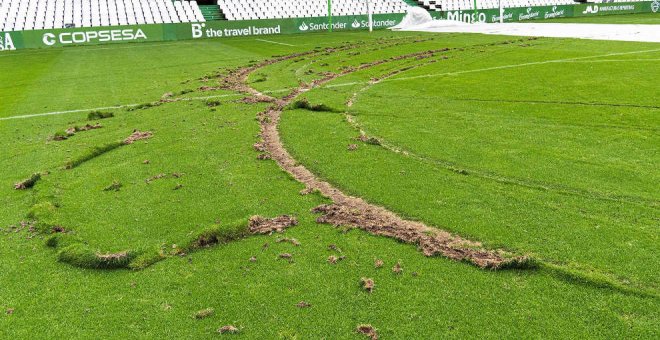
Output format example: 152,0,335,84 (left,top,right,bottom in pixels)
14,173,42,190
